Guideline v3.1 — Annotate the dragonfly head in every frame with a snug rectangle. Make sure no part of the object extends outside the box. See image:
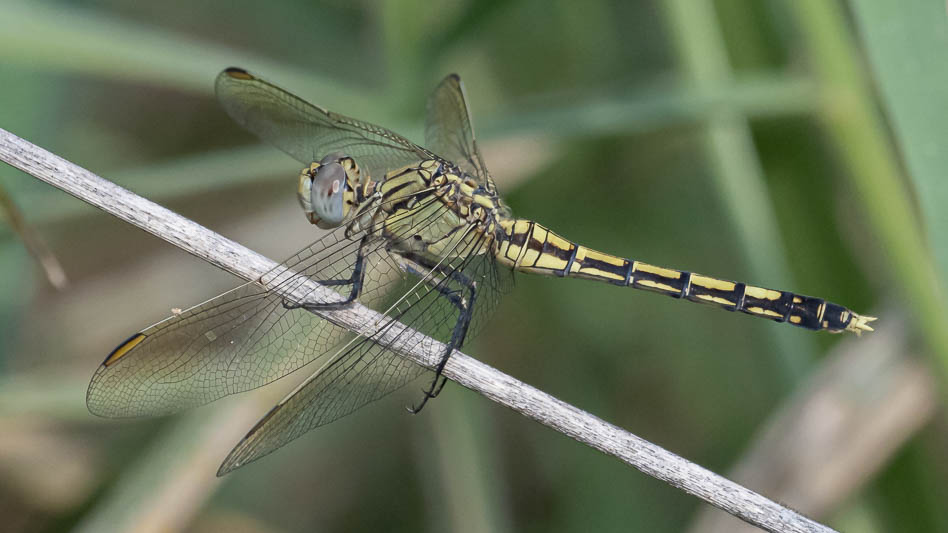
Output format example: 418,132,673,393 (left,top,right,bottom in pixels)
298,152,359,229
